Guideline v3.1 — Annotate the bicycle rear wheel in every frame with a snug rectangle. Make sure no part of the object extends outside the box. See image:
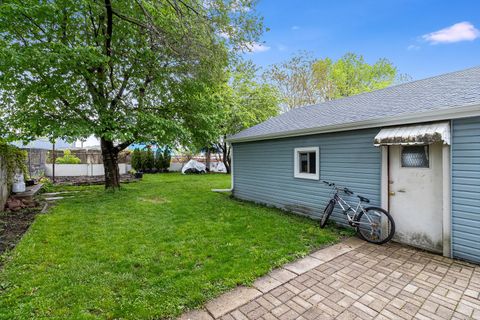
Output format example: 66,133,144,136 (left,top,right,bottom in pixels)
355,207,395,244
320,199,335,228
